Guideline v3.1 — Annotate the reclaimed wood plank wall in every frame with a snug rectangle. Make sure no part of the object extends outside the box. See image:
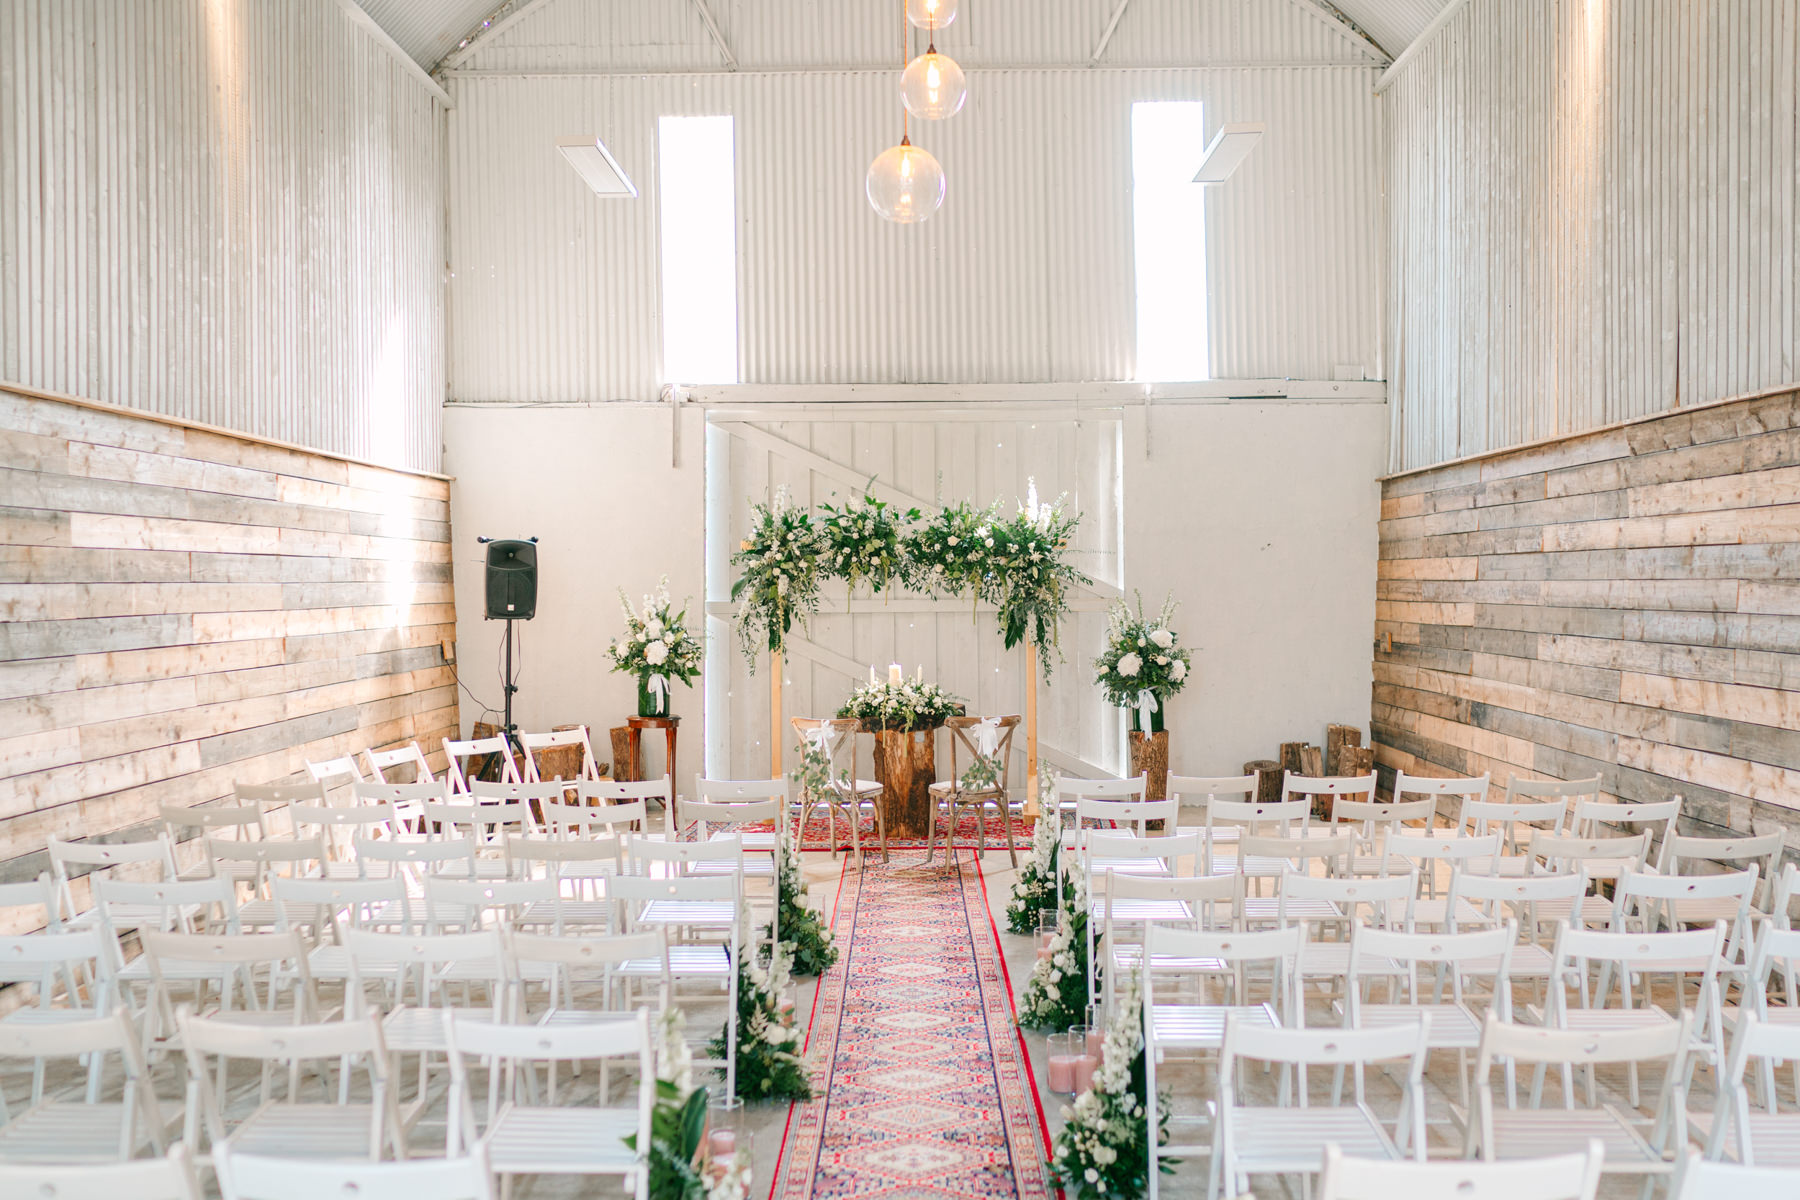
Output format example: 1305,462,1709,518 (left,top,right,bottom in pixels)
1374,386,1800,853
0,385,459,894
